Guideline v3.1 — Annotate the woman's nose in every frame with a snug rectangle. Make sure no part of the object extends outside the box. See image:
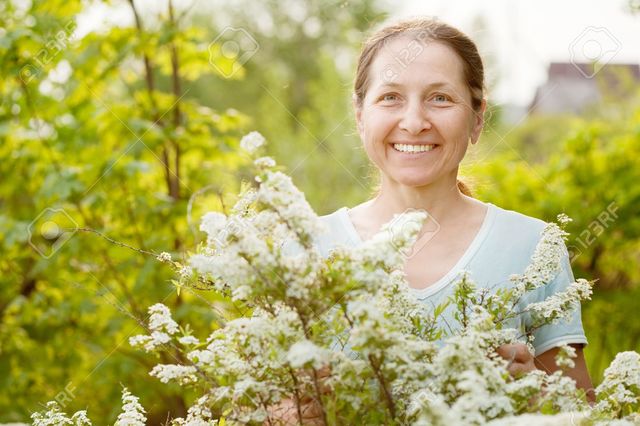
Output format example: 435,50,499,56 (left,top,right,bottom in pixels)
398,102,431,135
